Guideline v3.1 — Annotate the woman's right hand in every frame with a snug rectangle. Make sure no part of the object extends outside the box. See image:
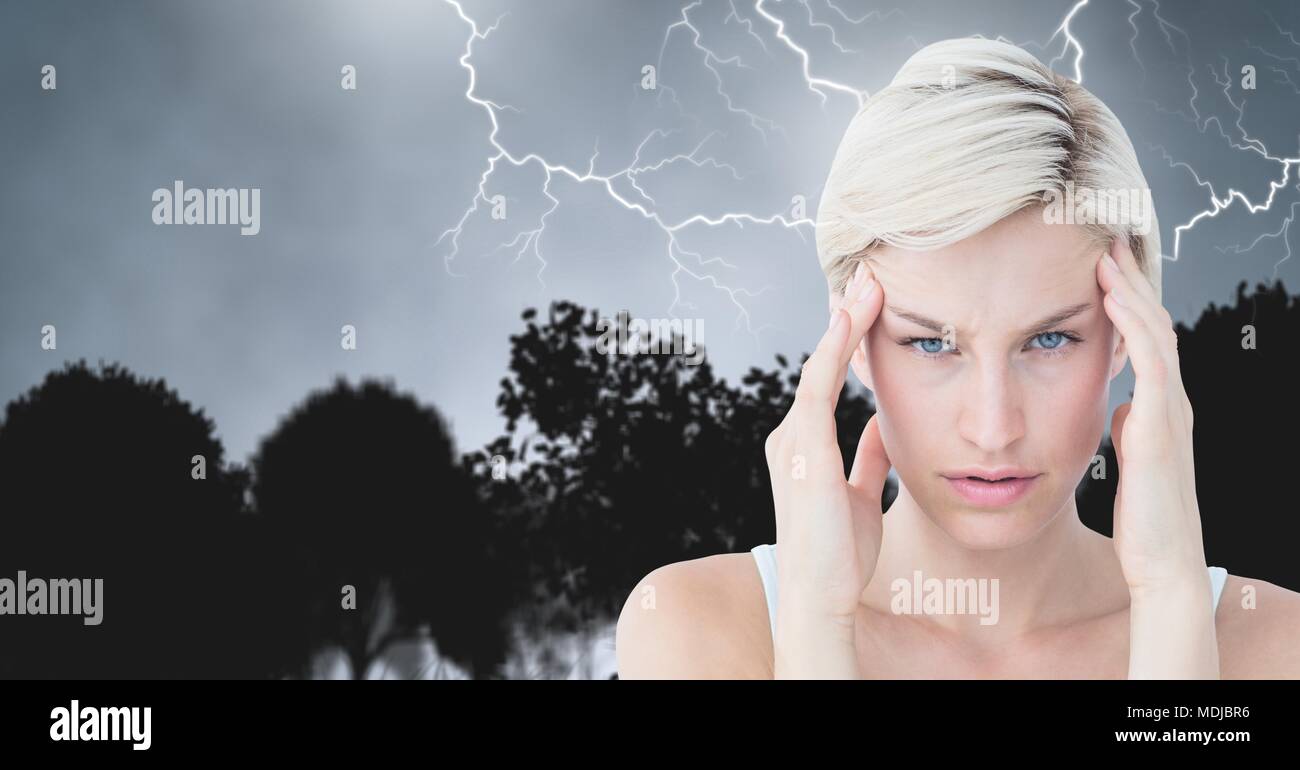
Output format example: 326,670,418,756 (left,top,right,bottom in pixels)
764,261,891,678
